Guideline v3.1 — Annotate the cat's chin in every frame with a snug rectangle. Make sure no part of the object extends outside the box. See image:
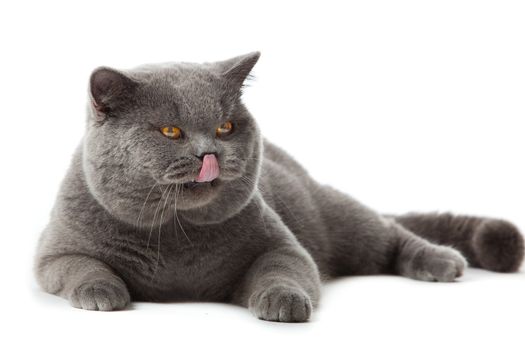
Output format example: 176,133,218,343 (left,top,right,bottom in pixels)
173,178,223,210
